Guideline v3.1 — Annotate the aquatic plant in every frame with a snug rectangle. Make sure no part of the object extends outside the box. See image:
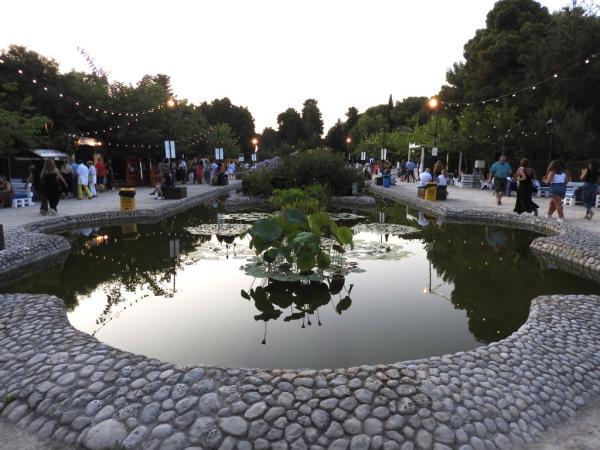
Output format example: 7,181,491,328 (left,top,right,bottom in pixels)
243,207,355,278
